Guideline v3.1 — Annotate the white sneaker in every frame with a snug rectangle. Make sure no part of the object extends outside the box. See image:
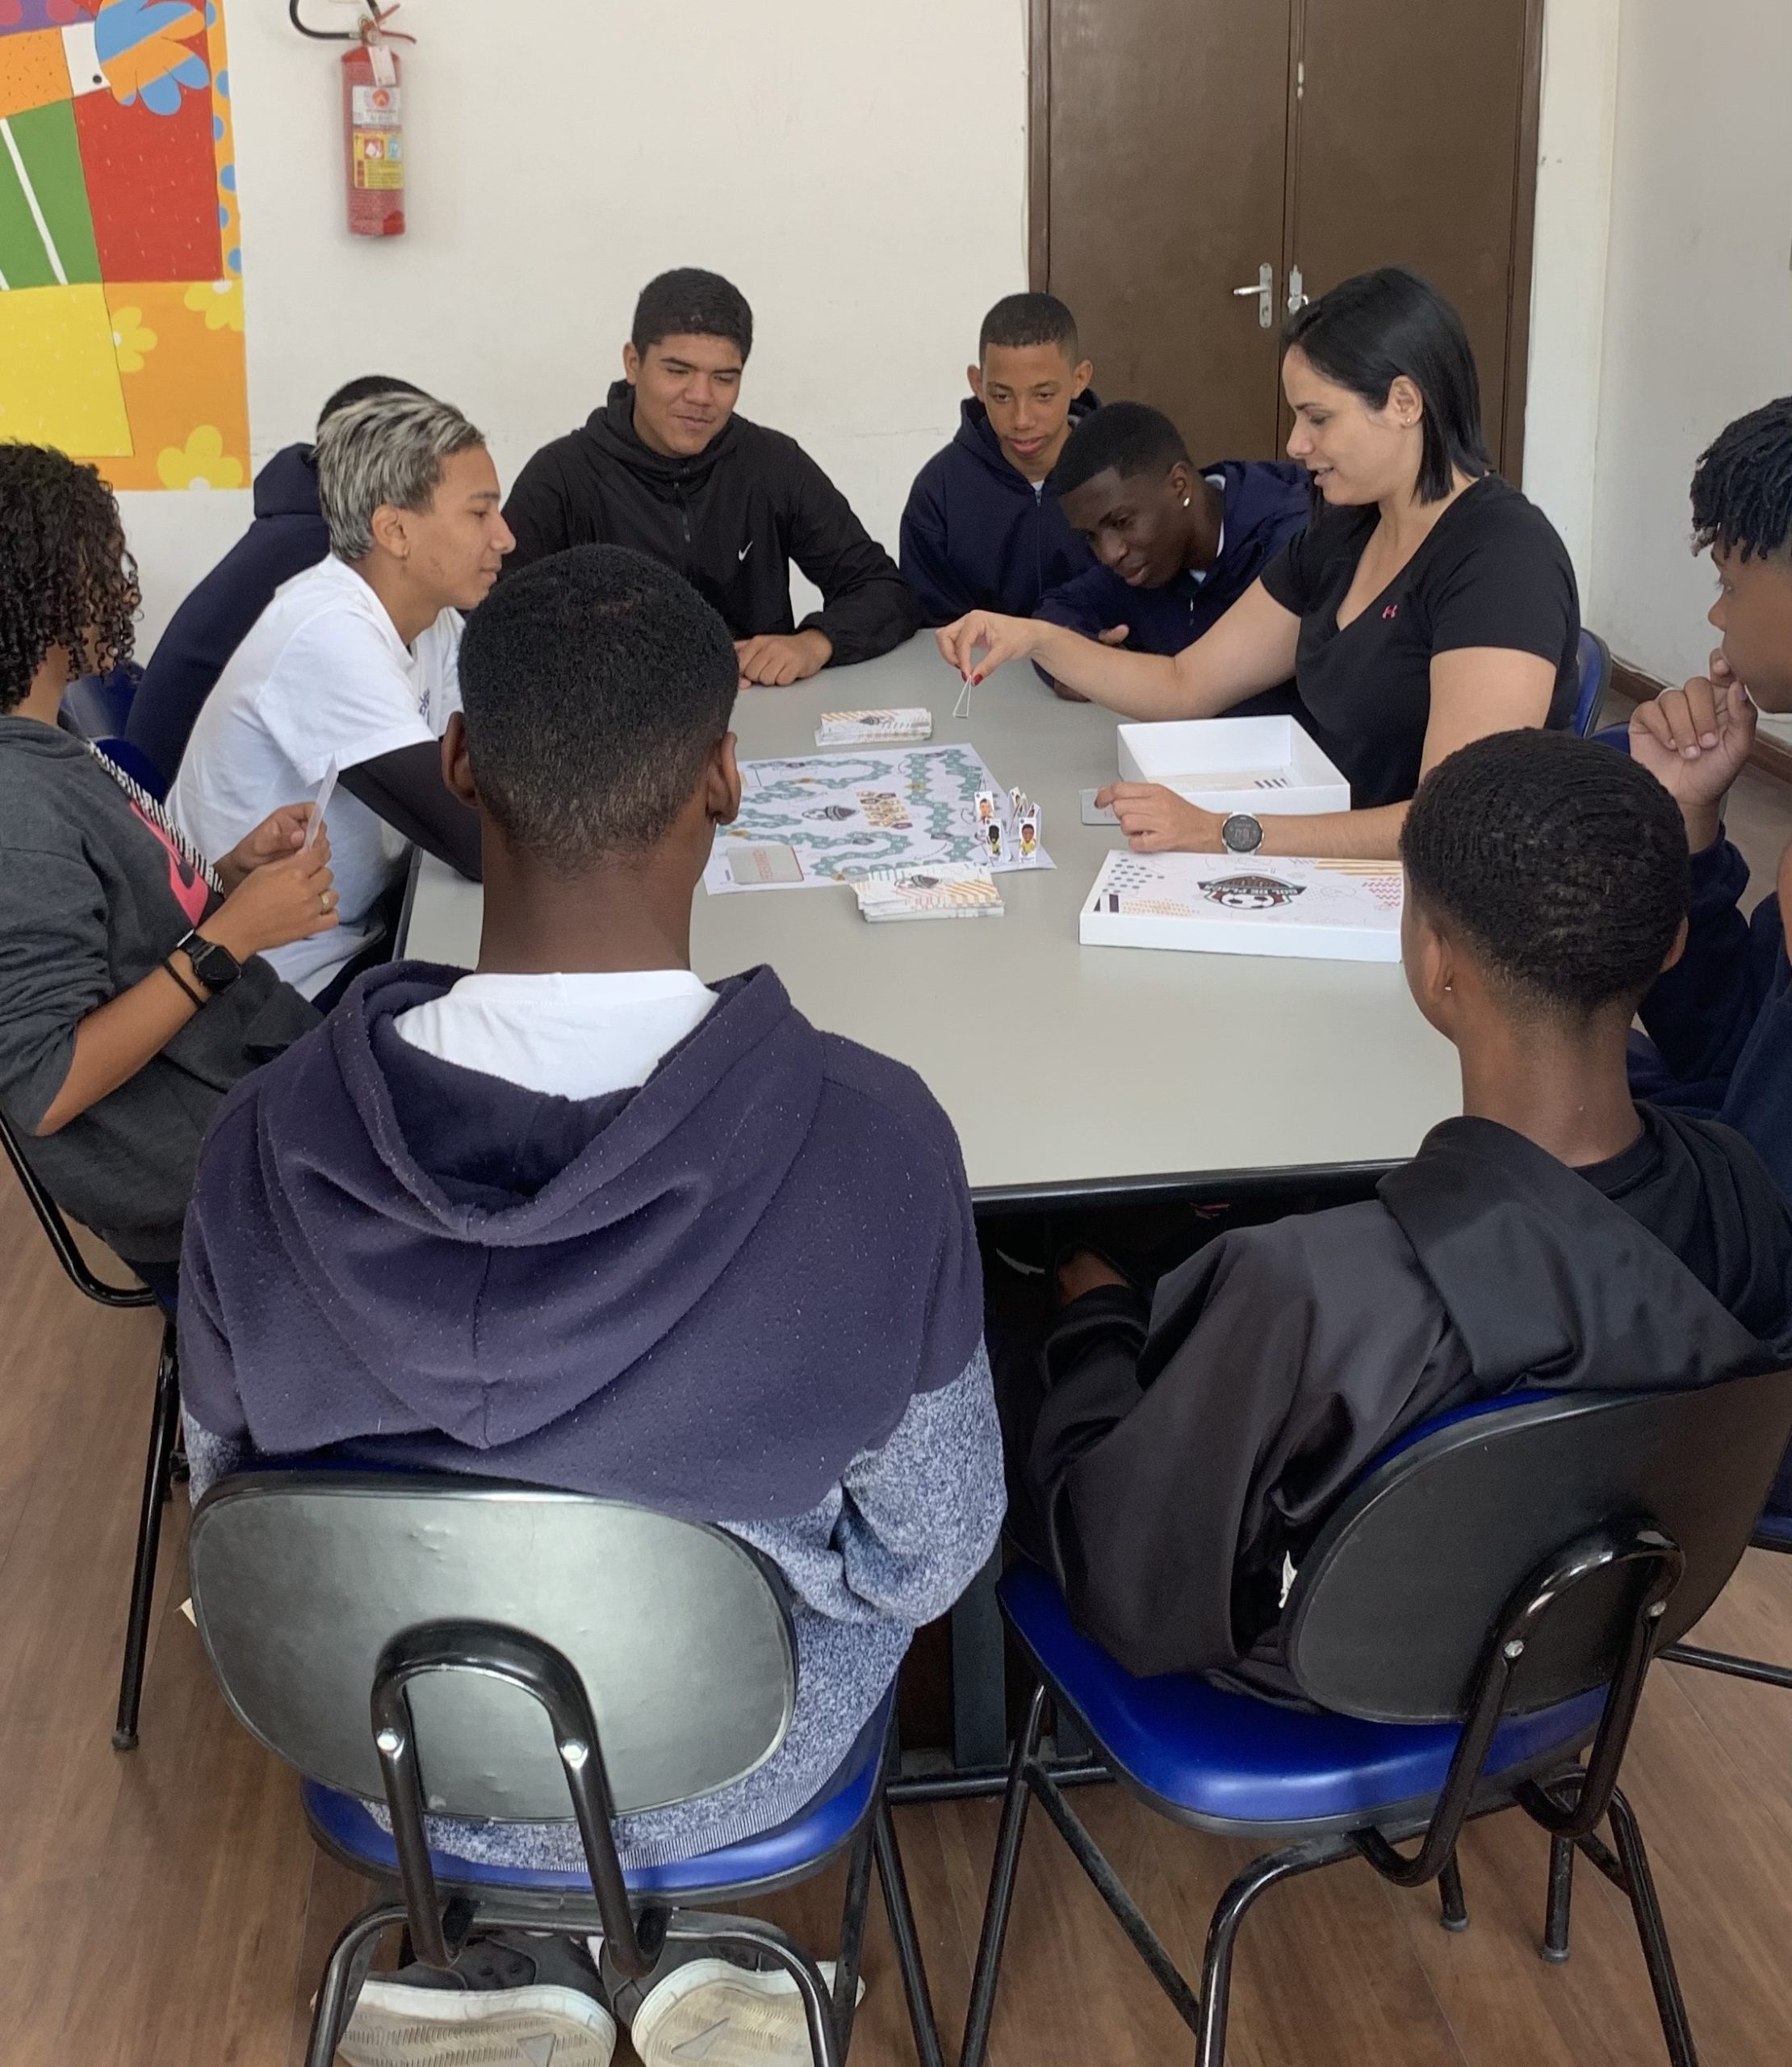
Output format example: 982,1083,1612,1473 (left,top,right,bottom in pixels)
337,1977,618,2067
628,1958,865,2066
